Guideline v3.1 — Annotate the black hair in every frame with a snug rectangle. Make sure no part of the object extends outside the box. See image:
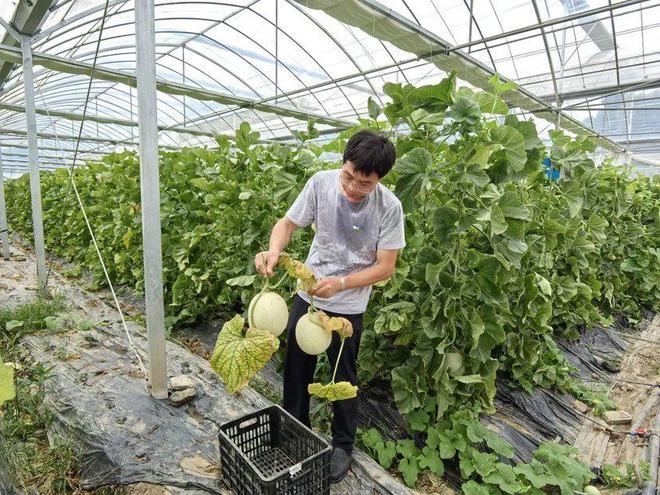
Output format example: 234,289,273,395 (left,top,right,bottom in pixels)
343,129,396,178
